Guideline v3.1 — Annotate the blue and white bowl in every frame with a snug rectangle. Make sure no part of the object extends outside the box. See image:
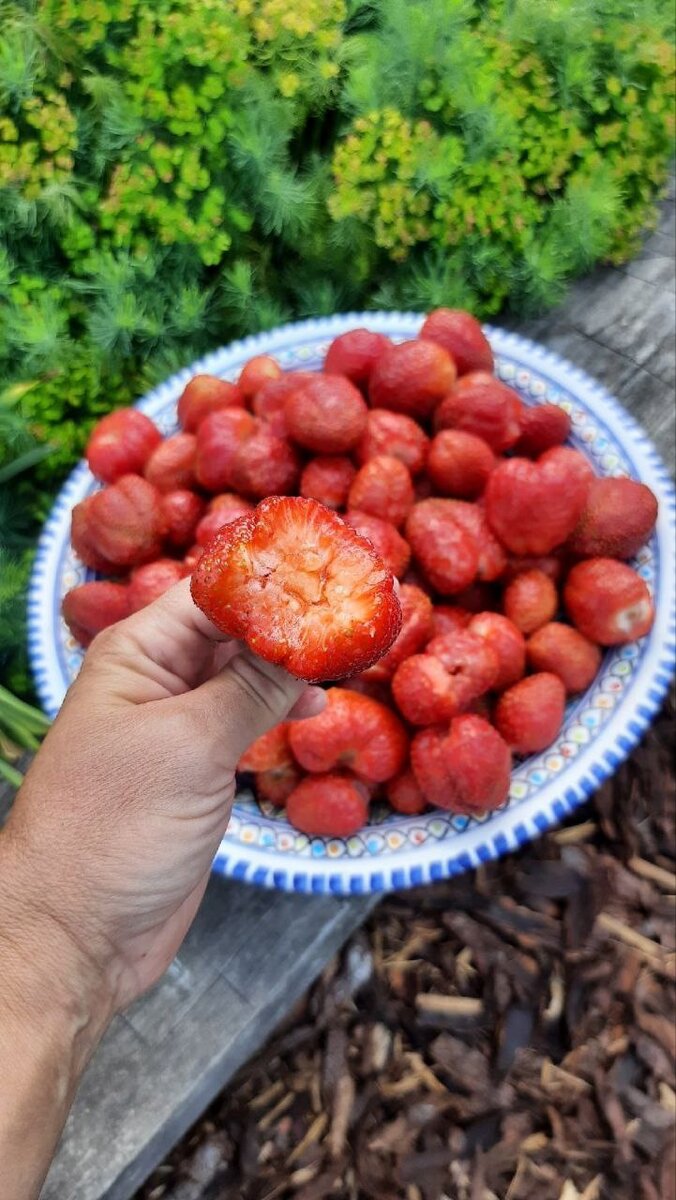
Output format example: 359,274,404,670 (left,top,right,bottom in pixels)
28,315,676,895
